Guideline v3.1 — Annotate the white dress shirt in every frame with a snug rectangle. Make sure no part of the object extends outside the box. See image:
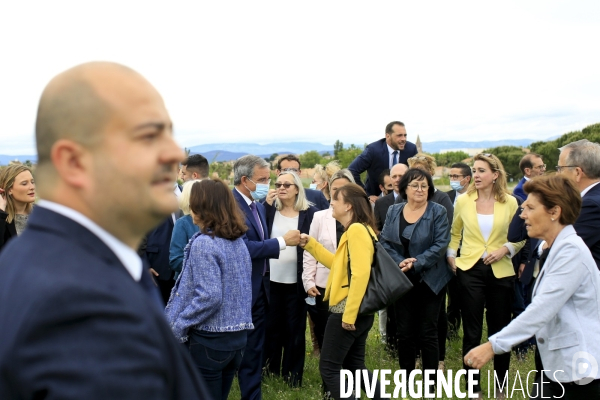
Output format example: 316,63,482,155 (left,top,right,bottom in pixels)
581,181,600,197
